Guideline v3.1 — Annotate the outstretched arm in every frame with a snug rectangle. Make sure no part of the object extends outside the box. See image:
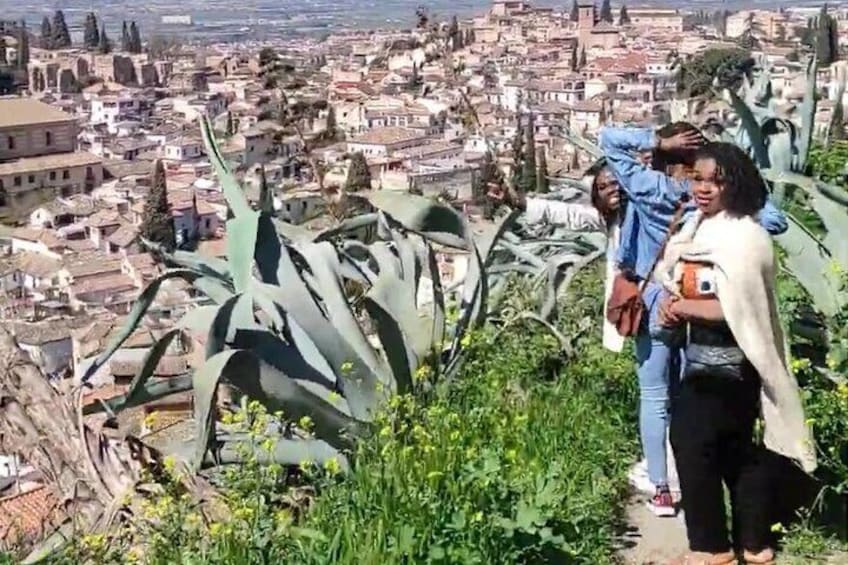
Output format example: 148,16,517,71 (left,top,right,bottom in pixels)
525,198,605,232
